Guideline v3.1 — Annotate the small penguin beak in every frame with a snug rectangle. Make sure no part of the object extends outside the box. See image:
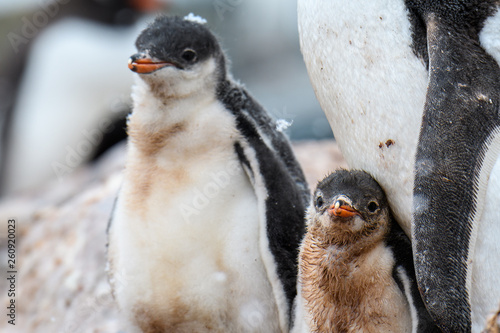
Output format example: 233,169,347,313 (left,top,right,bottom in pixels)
328,200,360,218
128,54,176,74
